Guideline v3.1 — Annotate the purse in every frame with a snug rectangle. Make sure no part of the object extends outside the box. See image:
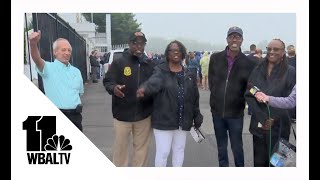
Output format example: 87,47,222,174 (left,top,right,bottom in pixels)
270,138,296,167
270,113,296,167
190,126,205,143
